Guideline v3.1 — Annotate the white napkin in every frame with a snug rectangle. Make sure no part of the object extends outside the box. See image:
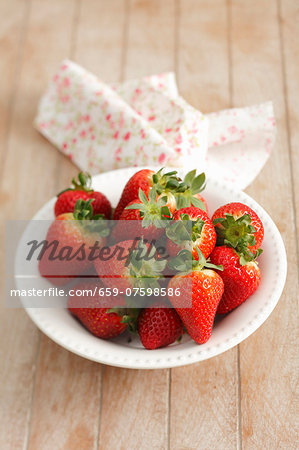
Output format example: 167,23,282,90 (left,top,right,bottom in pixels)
35,60,275,190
